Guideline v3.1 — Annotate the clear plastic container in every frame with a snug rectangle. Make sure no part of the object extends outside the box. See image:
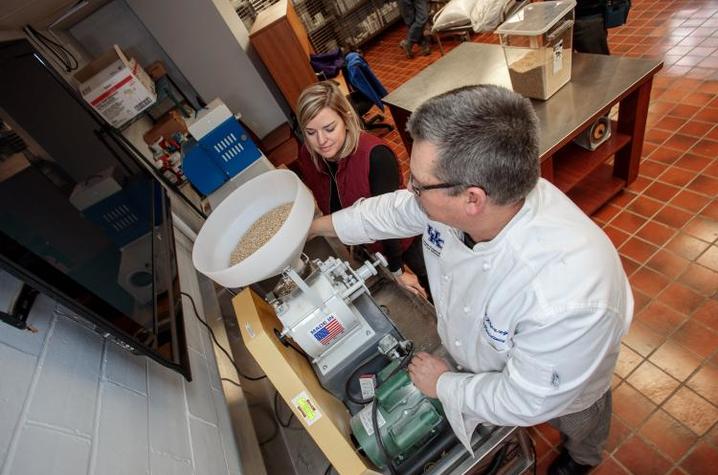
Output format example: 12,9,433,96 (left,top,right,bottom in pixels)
496,0,577,100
